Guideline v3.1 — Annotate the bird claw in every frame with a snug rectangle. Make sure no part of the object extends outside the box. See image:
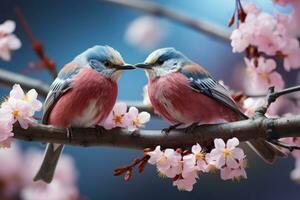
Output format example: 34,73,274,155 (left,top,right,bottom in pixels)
161,123,182,135
130,131,140,137
184,123,198,134
95,125,105,137
66,127,73,142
